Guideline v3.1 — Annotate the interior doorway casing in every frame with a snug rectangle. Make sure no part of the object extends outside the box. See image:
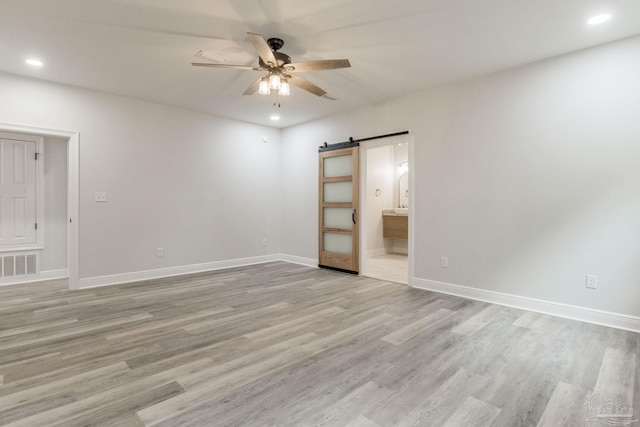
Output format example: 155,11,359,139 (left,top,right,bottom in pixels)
359,133,414,286
0,122,79,289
